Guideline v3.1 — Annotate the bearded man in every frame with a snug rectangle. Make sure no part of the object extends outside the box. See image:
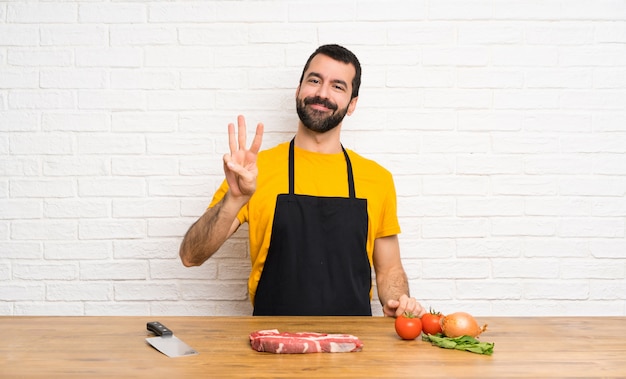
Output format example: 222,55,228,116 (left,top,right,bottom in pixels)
179,44,426,318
